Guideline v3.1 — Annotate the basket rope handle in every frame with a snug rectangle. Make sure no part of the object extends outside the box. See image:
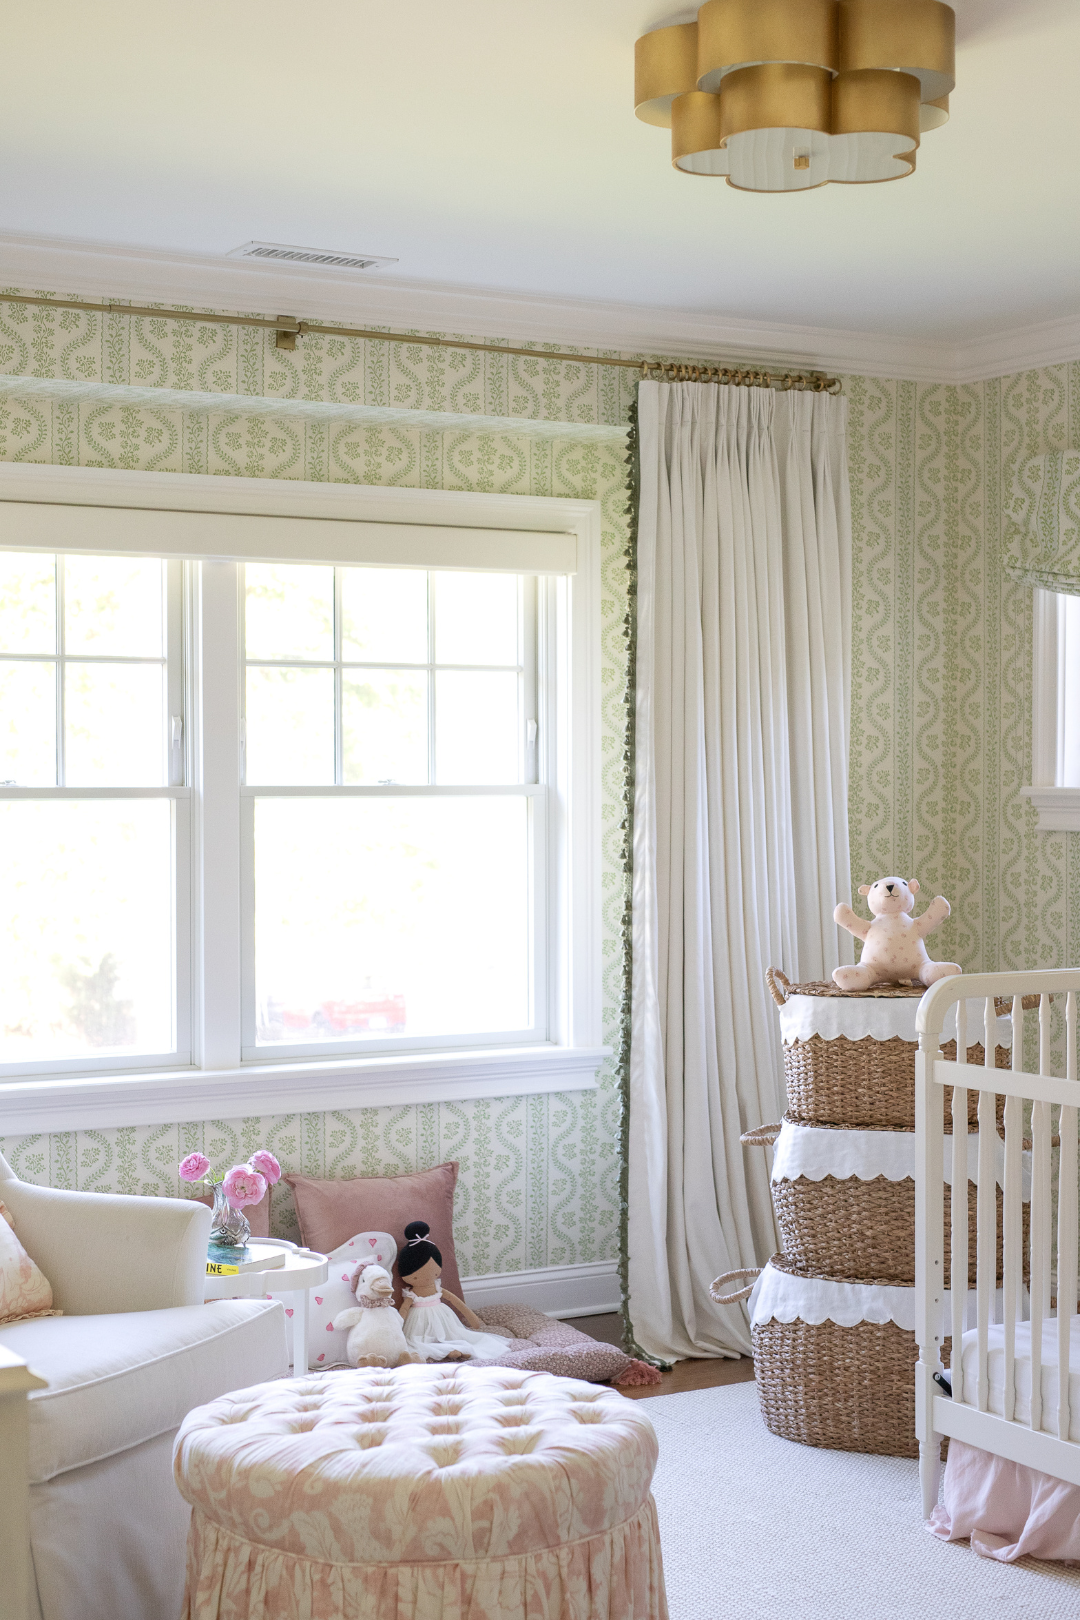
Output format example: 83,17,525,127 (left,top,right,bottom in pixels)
766,967,791,1007
710,1268,761,1305
740,1122,782,1148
